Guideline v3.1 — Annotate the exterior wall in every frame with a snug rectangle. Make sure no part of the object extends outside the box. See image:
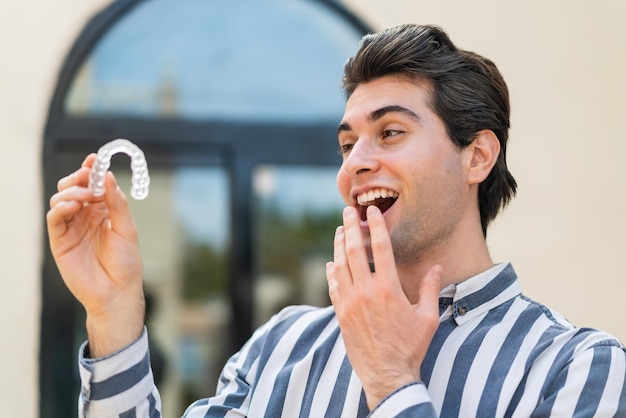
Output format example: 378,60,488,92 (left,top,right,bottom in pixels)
0,0,623,415
0,0,110,414
345,0,626,341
